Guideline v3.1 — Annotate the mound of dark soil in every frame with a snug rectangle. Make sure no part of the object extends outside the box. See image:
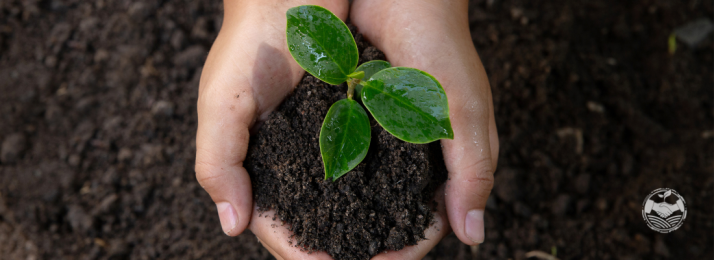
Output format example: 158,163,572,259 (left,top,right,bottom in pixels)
244,30,448,259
